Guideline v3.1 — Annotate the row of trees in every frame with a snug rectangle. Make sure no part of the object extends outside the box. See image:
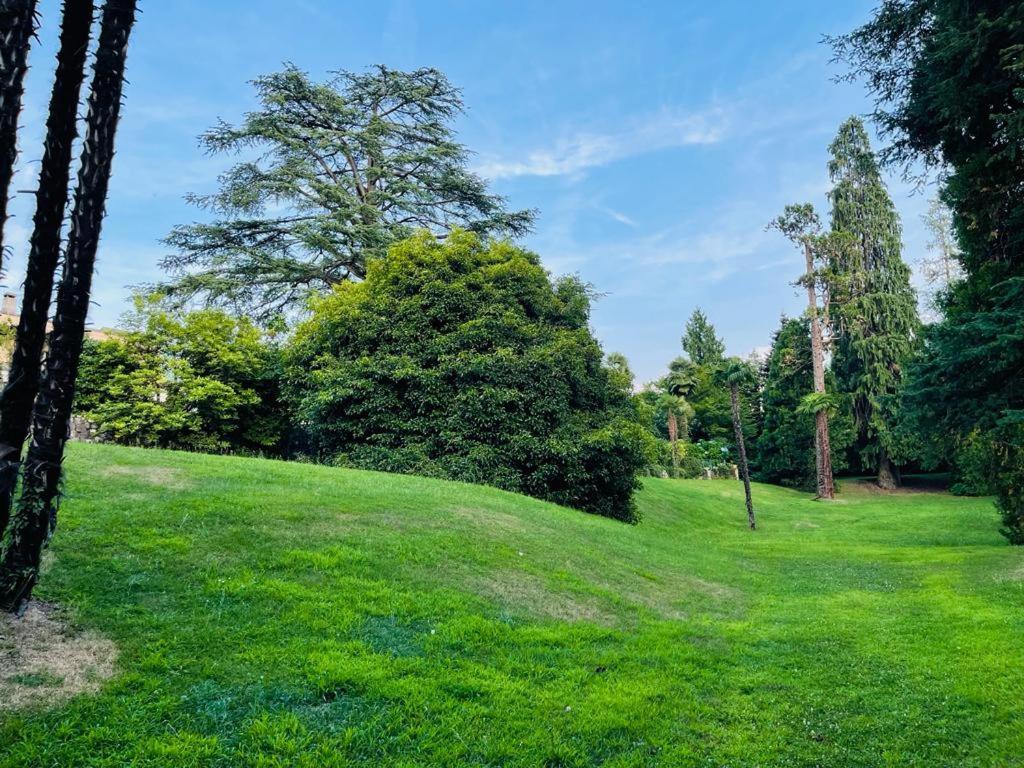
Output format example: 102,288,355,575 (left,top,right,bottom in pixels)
769,117,919,497
33,0,1024,575
0,0,138,612
638,109,932,511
